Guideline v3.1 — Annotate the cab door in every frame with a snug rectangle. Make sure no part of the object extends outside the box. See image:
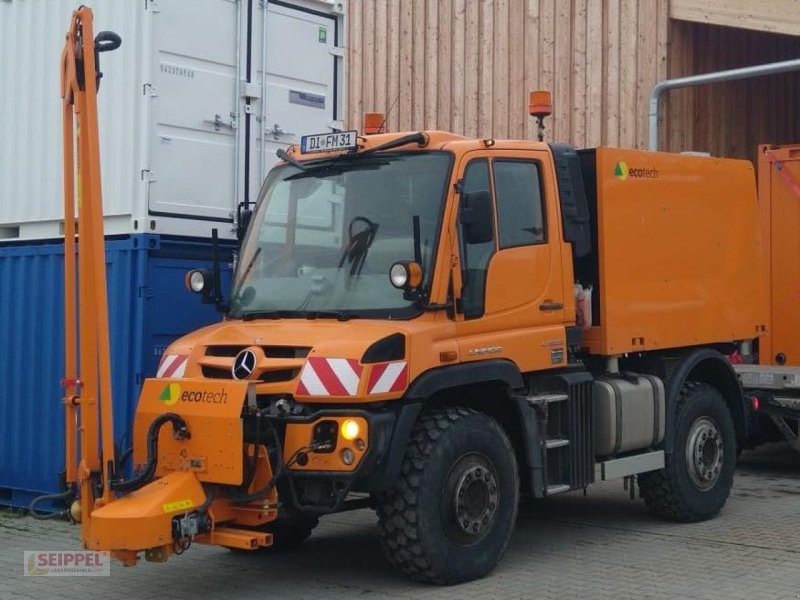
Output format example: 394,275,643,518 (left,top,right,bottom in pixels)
454,150,570,373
